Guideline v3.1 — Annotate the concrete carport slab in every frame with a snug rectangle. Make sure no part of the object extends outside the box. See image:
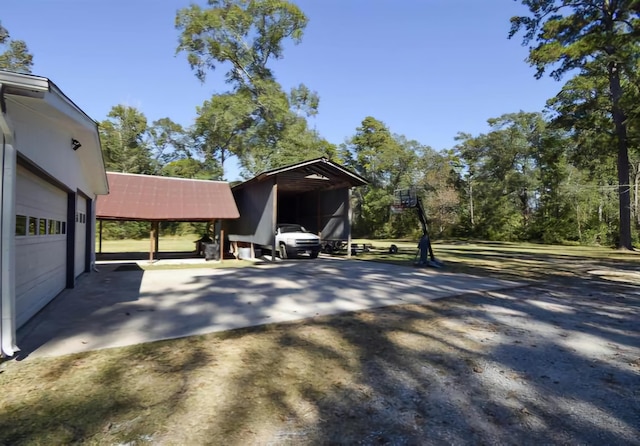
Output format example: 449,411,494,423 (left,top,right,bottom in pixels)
16,258,521,359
